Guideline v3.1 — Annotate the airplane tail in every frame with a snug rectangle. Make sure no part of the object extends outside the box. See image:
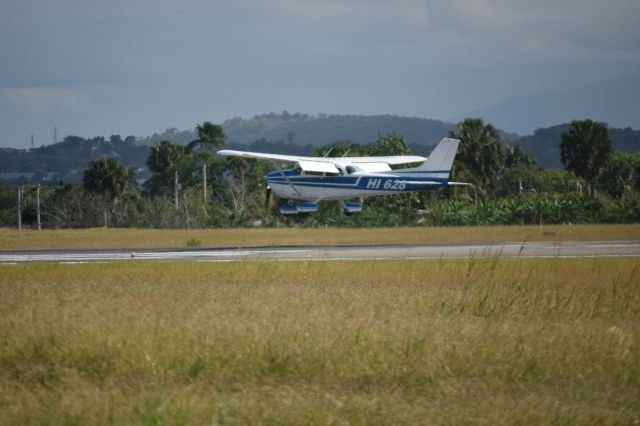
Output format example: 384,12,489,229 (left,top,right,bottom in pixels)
402,137,460,180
